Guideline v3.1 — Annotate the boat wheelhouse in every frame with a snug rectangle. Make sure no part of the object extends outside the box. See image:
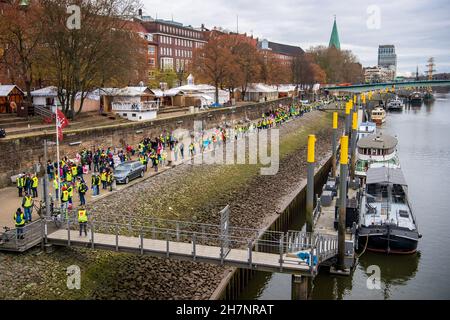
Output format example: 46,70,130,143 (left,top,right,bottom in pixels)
371,107,386,125
355,133,400,177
